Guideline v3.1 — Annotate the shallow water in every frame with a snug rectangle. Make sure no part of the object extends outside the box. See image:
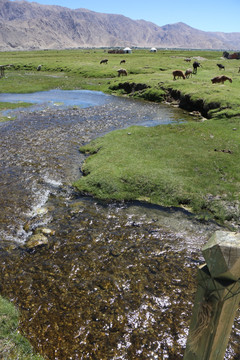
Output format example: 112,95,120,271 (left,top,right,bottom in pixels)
0,90,239,359
1,89,112,112
1,89,191,126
